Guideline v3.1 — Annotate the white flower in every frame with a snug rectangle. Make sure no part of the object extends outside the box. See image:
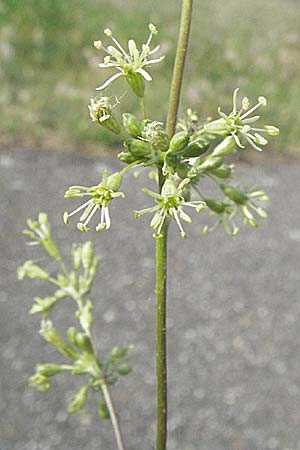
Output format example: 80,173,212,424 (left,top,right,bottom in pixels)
204,88,279,151
134,178,205,238
94,24,164,93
